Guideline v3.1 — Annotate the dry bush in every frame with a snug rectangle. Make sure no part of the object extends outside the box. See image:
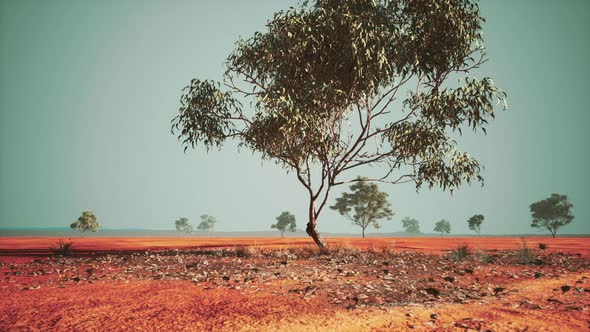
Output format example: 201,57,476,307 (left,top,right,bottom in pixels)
516,237,536,264
476,250,492,263
50,239,74,256
234,246,255,258
449,244,471,261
